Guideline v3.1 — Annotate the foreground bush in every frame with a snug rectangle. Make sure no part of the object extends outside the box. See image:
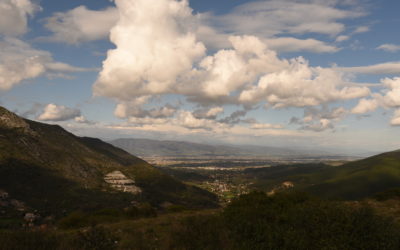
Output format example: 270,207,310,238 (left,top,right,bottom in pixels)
1,191,399,249
223,191,400,250
74,226,118,250
0,226,117,250
0,231,59,250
